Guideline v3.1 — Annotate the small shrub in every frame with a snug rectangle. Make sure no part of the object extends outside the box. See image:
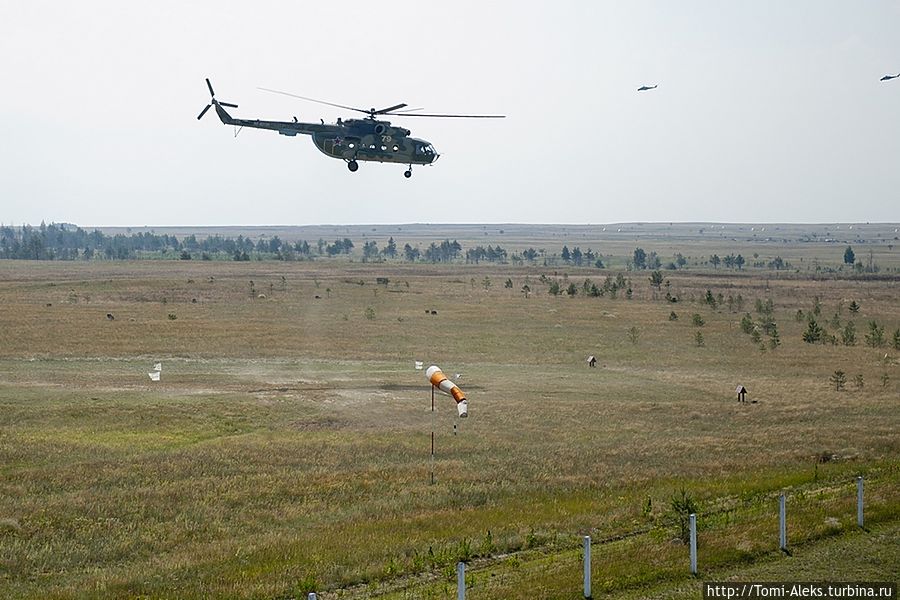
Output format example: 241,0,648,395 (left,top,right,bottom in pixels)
167,313,177,320
479,530,495,556
364,307,376,320
830,370,846,391
865,321,885,348
642,496,653,518
740,313,755,334
668,311,678,321
669,488,698,544
456,538,473,562
694,331,705,347
627,326,640,344
842,322,857,346
691,313,705,327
